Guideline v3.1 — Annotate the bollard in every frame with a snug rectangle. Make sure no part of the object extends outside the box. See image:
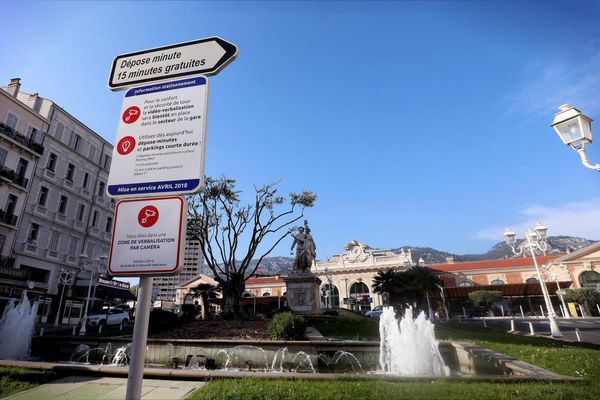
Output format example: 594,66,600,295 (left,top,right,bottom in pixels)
575,328,581,342
463,307,467,319
596,304,600,316
120,322,123,331
39,328,44,336
482,318,487,327
528,322,535,335
519,305,525,318
500,305,505,317
98,324,102,334
510,319,515,332
72,326,77,336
